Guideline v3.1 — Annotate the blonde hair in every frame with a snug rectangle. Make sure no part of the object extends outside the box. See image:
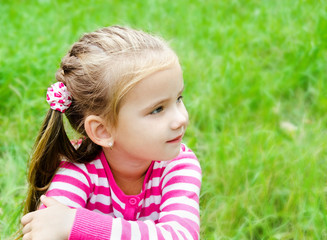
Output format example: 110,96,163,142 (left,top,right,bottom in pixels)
24,26,179,214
